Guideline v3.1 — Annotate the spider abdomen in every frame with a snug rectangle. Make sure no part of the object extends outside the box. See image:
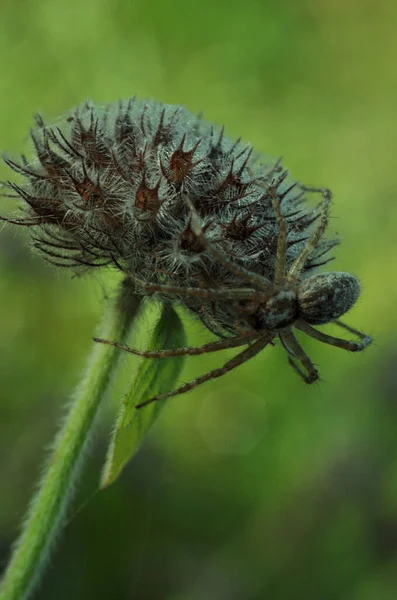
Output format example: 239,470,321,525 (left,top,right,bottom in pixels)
297,272,361,325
